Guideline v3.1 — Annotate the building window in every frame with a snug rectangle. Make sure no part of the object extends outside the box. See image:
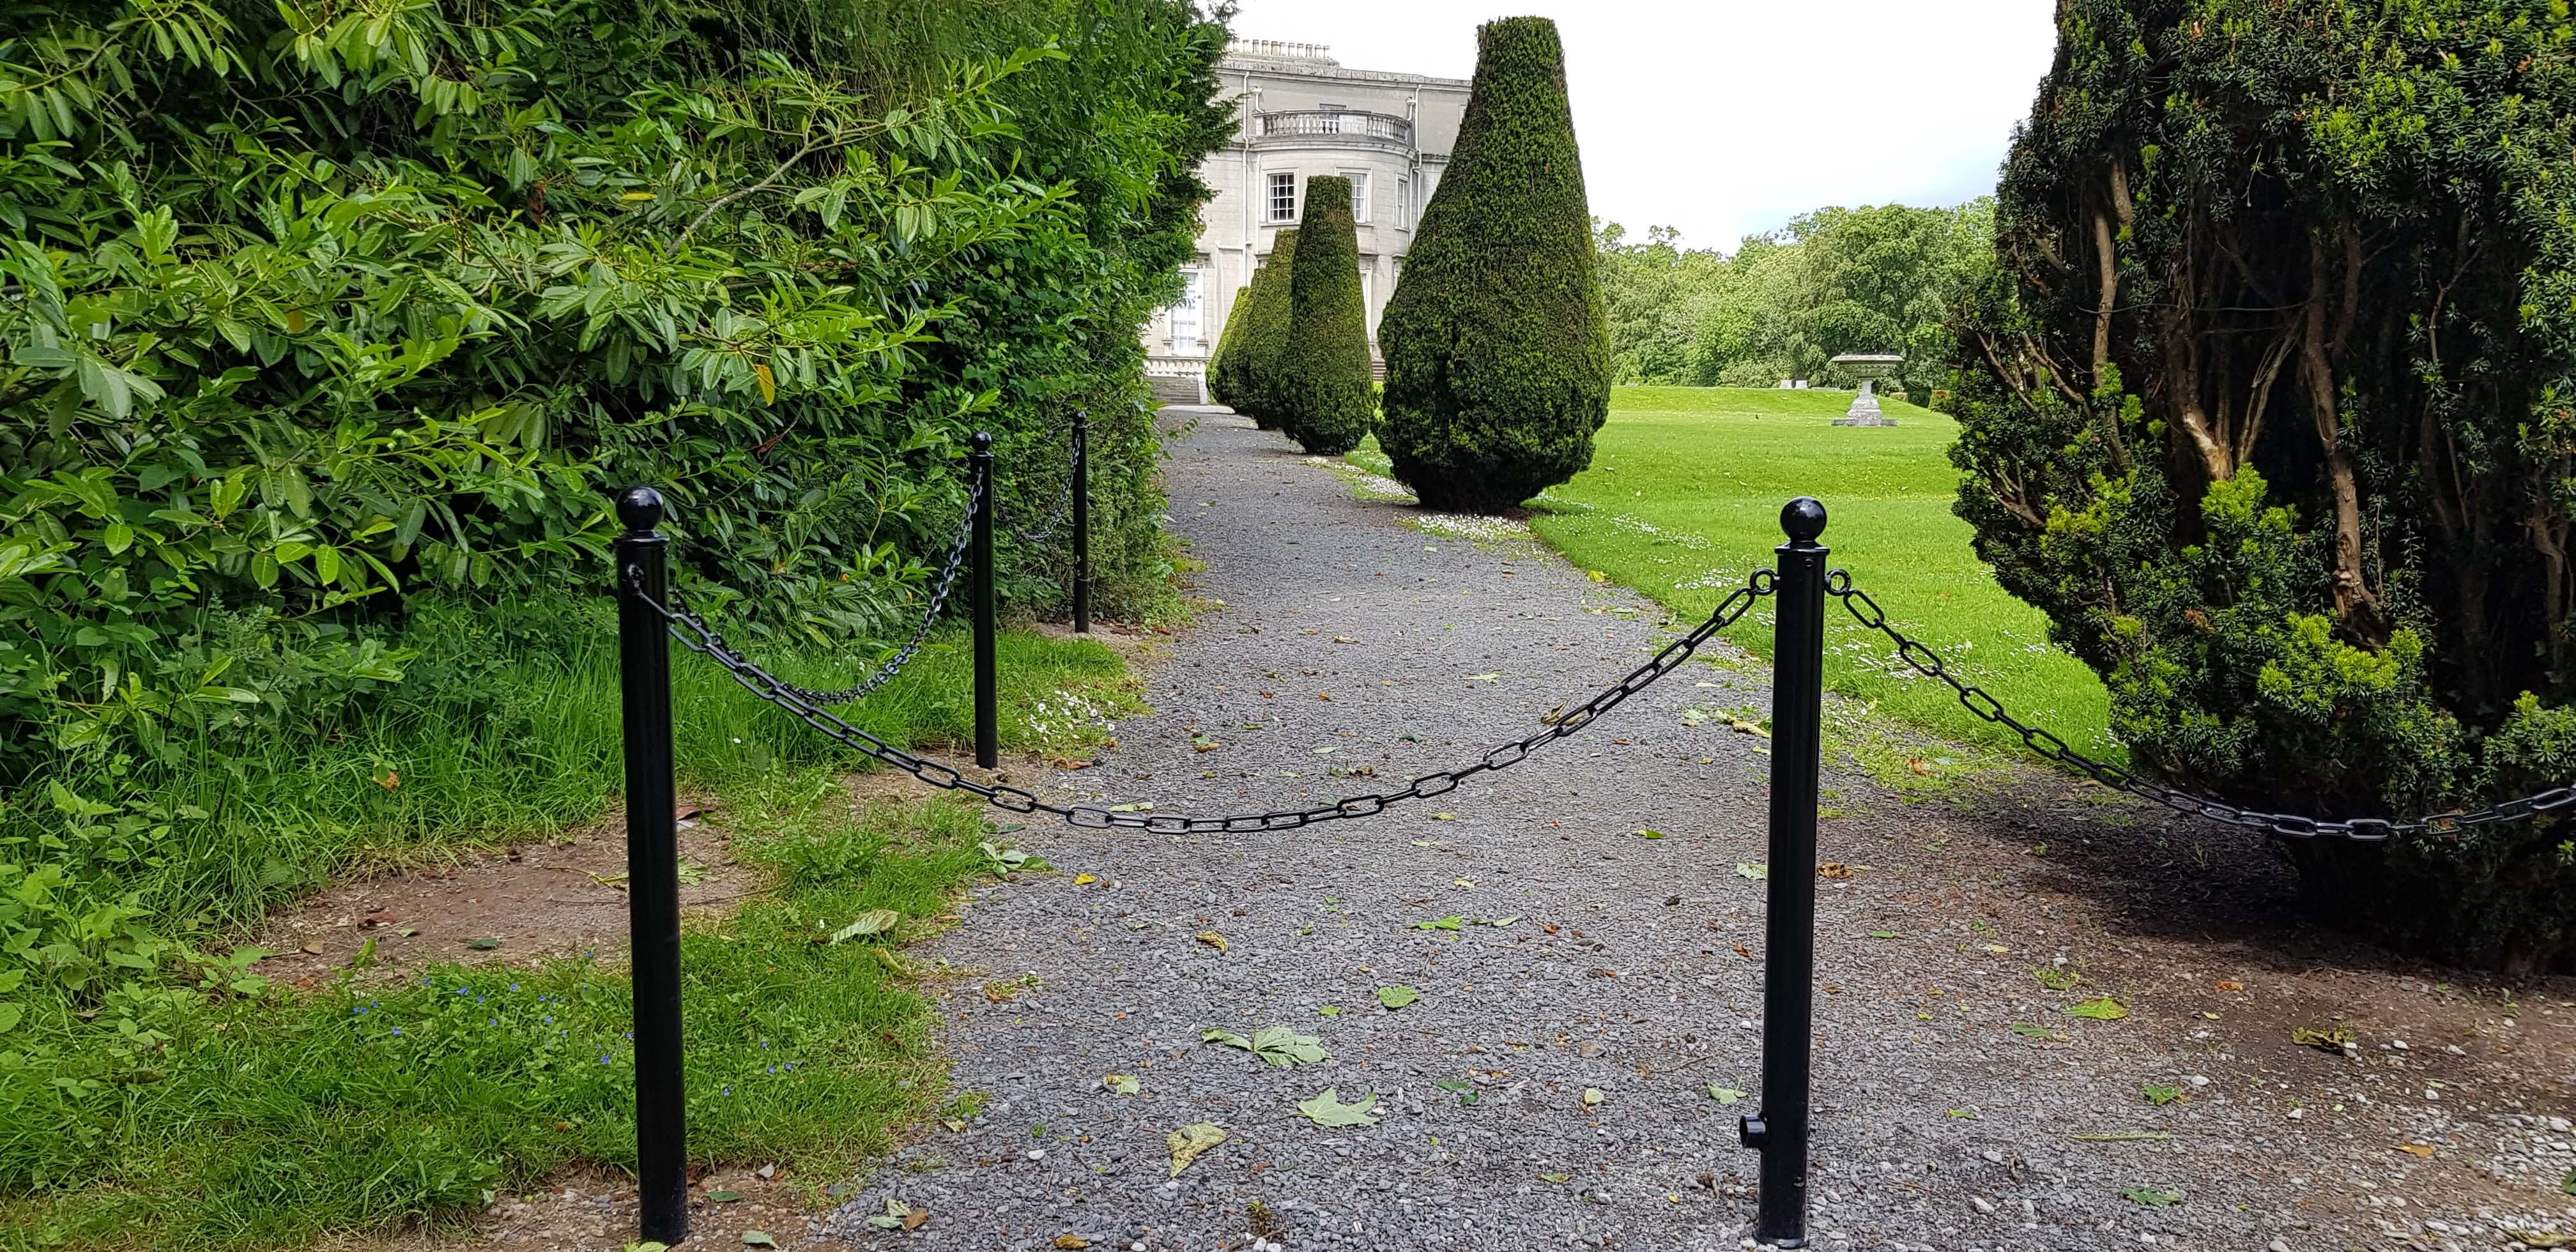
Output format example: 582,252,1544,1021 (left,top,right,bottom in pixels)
1267,172,1296,223
1167,269,1202,354
1396,175,1411,229
1342,171,1370,224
